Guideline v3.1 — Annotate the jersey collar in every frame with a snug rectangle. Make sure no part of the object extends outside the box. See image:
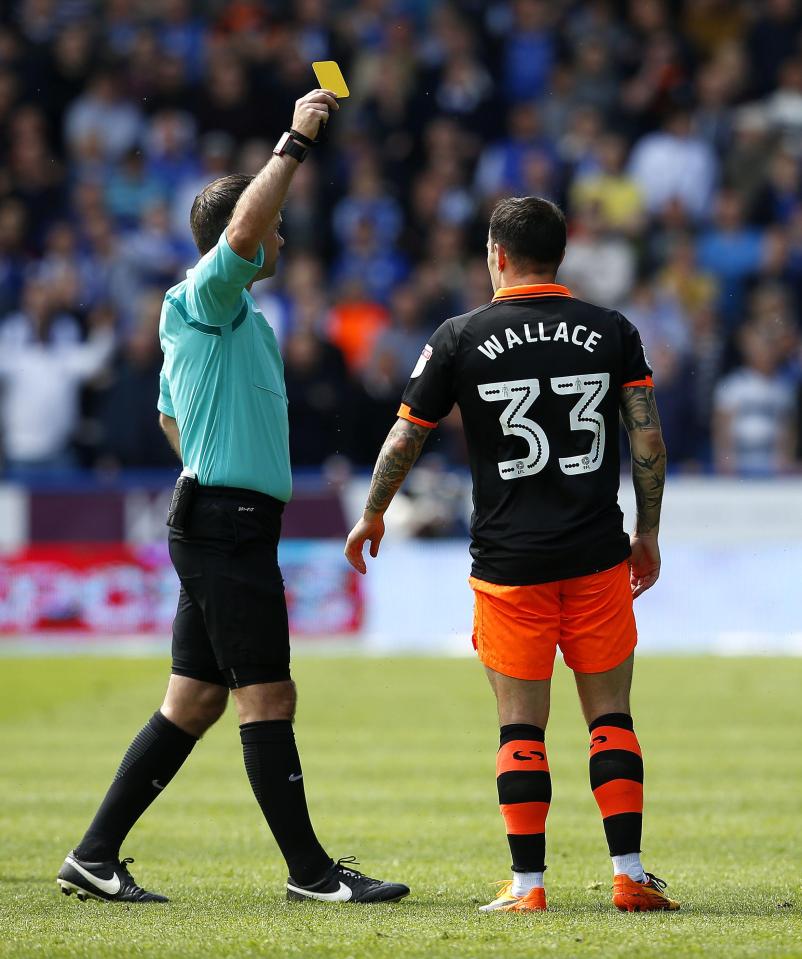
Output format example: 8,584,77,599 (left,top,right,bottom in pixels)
493,283,573,301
